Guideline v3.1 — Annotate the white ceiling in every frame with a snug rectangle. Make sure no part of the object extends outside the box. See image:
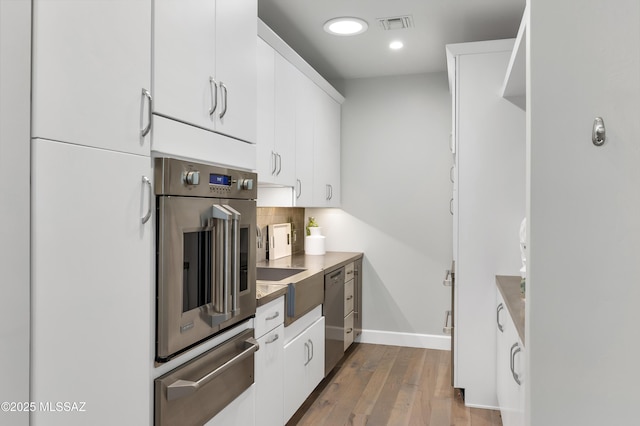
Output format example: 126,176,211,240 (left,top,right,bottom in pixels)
258,0,526,81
